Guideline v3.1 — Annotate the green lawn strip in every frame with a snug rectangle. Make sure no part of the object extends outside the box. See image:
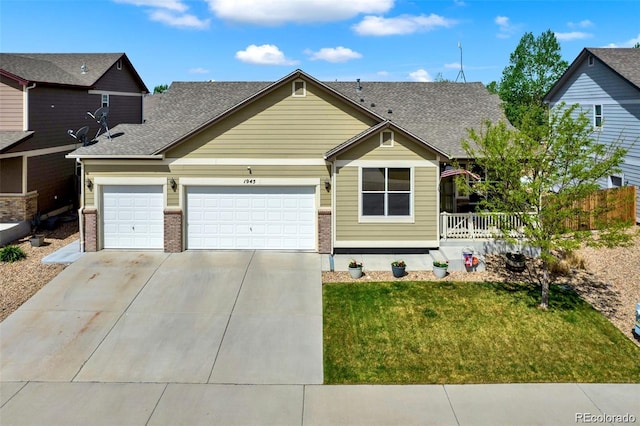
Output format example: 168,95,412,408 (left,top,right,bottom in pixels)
323,280,640,384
